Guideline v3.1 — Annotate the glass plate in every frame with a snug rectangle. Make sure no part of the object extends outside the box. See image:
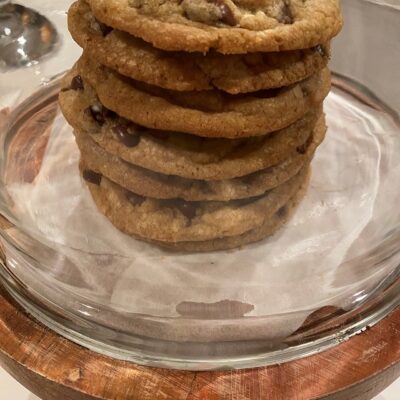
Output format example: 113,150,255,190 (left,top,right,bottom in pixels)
0,0,399,370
